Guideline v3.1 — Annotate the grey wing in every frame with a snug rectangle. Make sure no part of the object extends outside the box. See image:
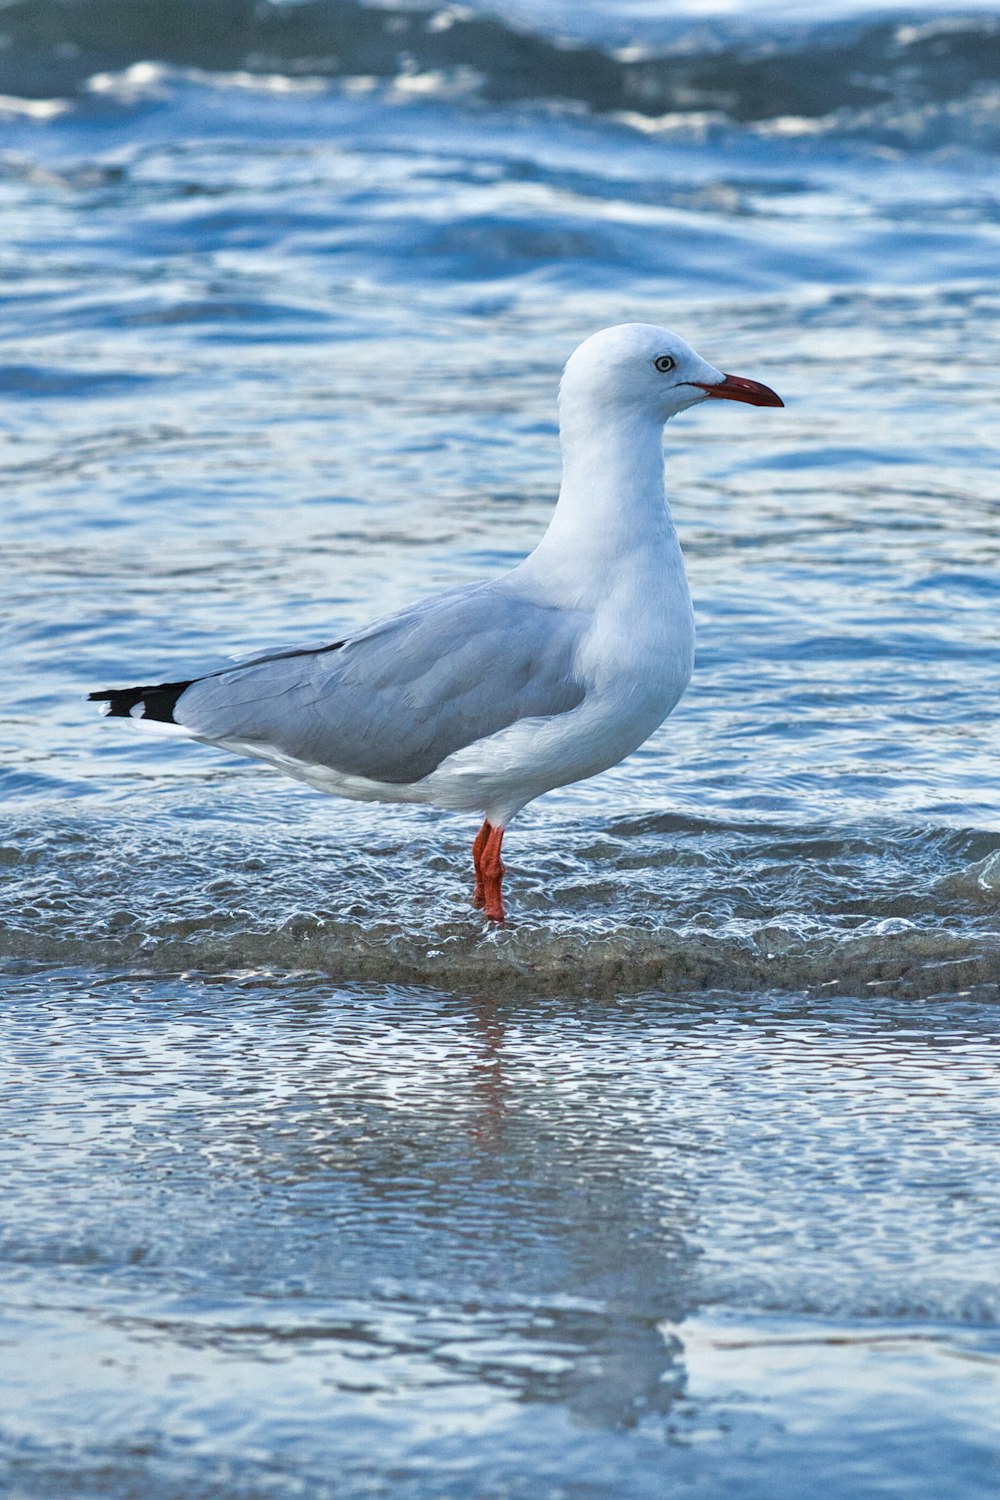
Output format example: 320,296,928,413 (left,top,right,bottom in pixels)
174,581,589,783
